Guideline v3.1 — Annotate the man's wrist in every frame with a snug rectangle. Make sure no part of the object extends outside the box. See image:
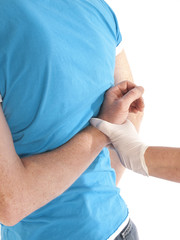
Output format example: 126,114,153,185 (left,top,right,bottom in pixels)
87,125,111,146
90,118,149,176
